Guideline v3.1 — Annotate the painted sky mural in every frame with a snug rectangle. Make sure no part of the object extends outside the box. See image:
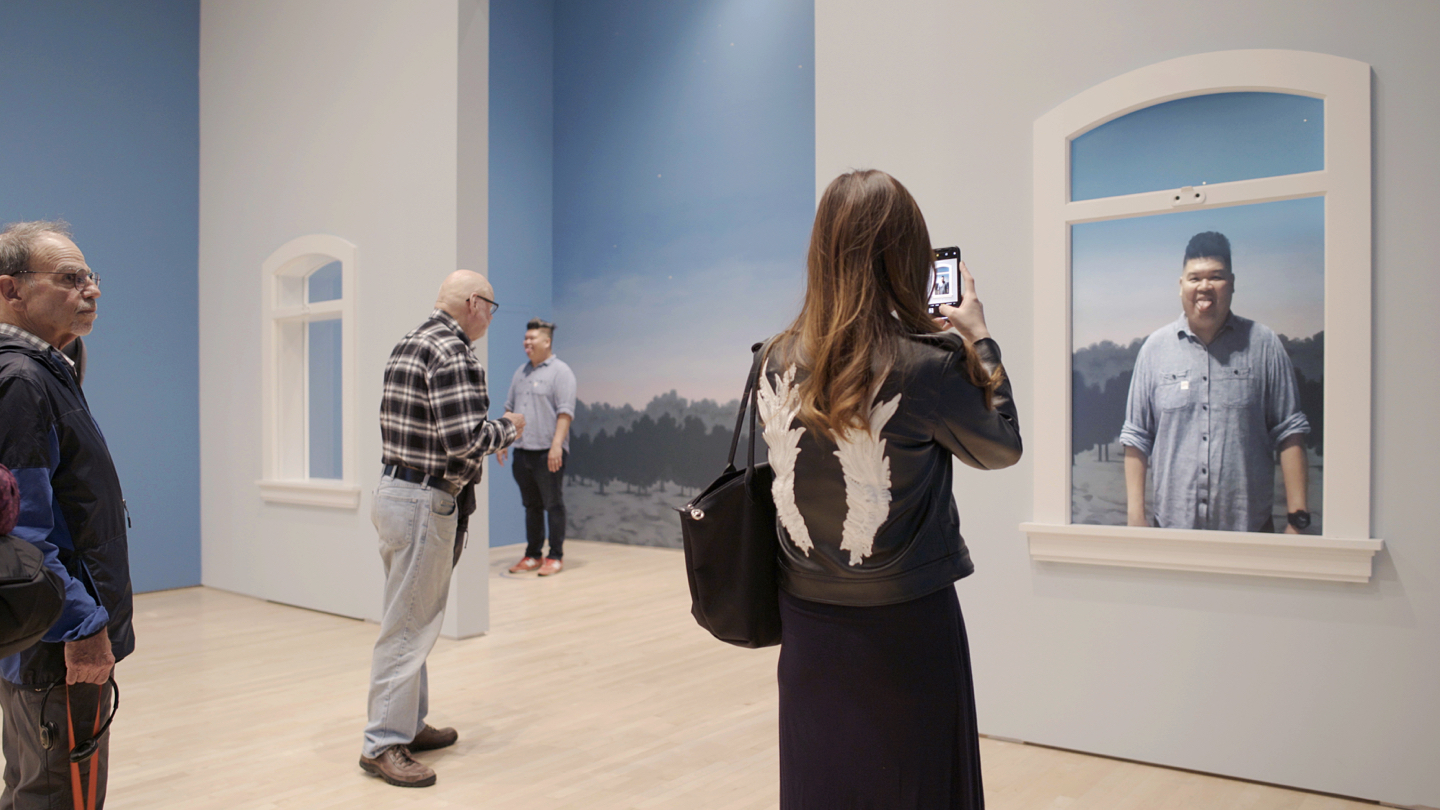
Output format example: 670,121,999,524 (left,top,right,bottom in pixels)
551,0,814,547
554,0,814,406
